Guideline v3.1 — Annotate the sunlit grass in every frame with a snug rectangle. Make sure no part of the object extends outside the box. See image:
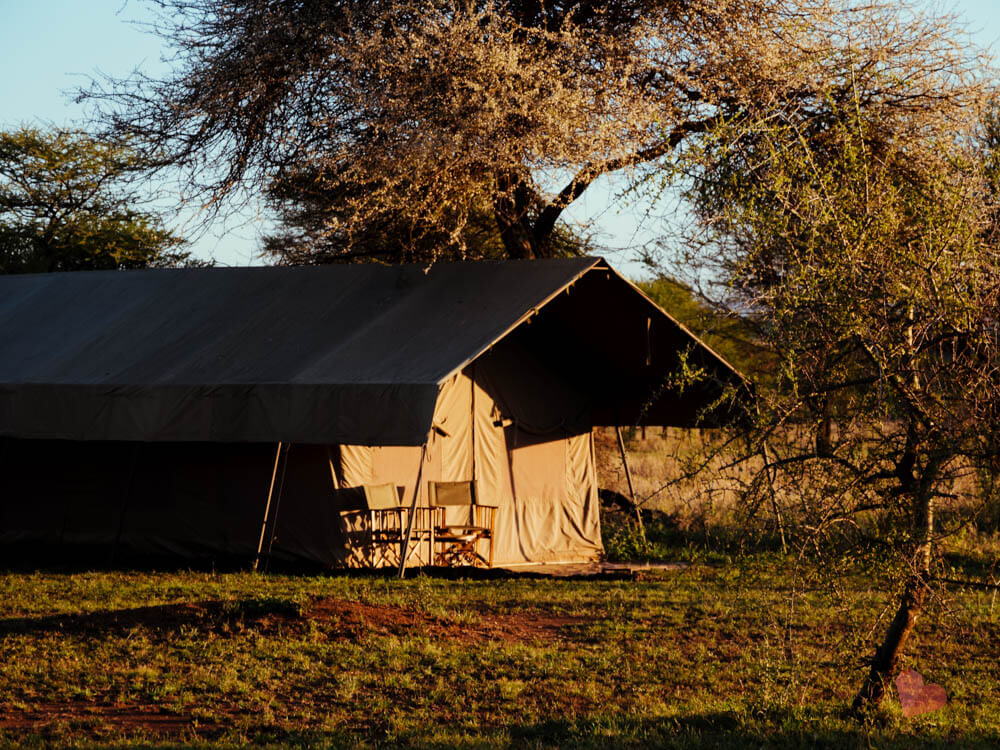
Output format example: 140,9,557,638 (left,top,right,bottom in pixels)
0,552,996,747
